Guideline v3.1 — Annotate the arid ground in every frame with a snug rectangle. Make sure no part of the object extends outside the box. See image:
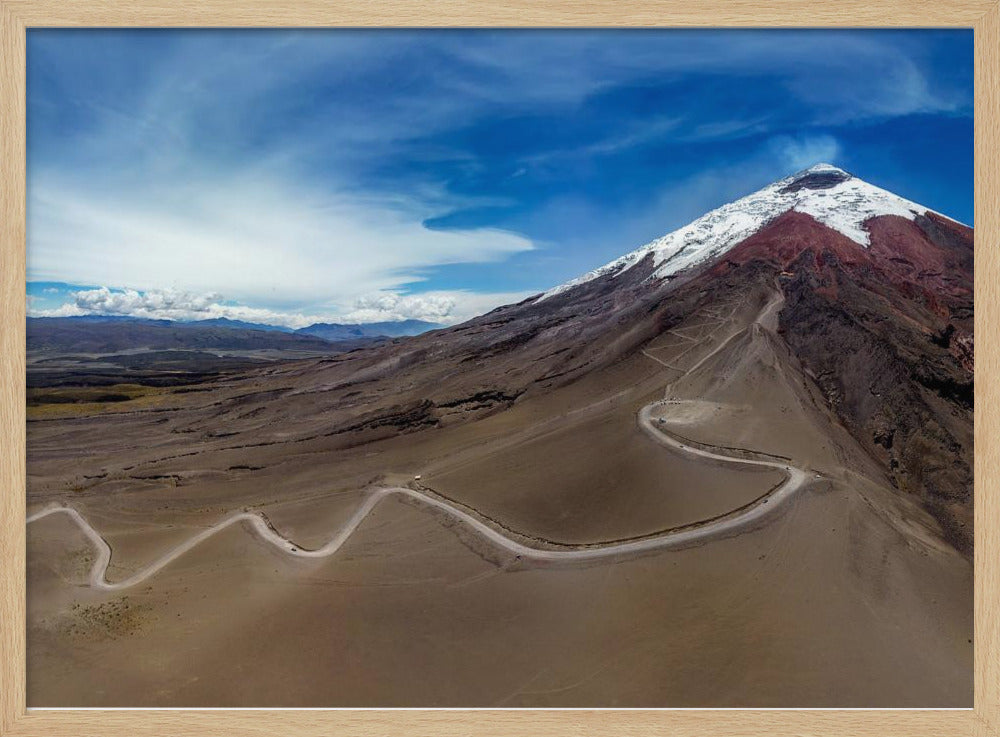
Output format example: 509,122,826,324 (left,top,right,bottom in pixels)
26,272,973,706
